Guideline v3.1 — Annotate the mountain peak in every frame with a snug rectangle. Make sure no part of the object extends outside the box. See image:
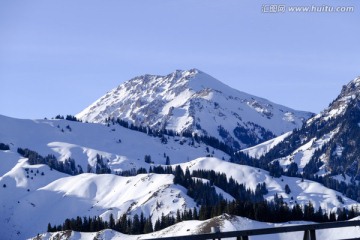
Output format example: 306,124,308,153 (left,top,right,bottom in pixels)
340,76,360,98
310,76,360,123
77,69,312,149
348,76,360,85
